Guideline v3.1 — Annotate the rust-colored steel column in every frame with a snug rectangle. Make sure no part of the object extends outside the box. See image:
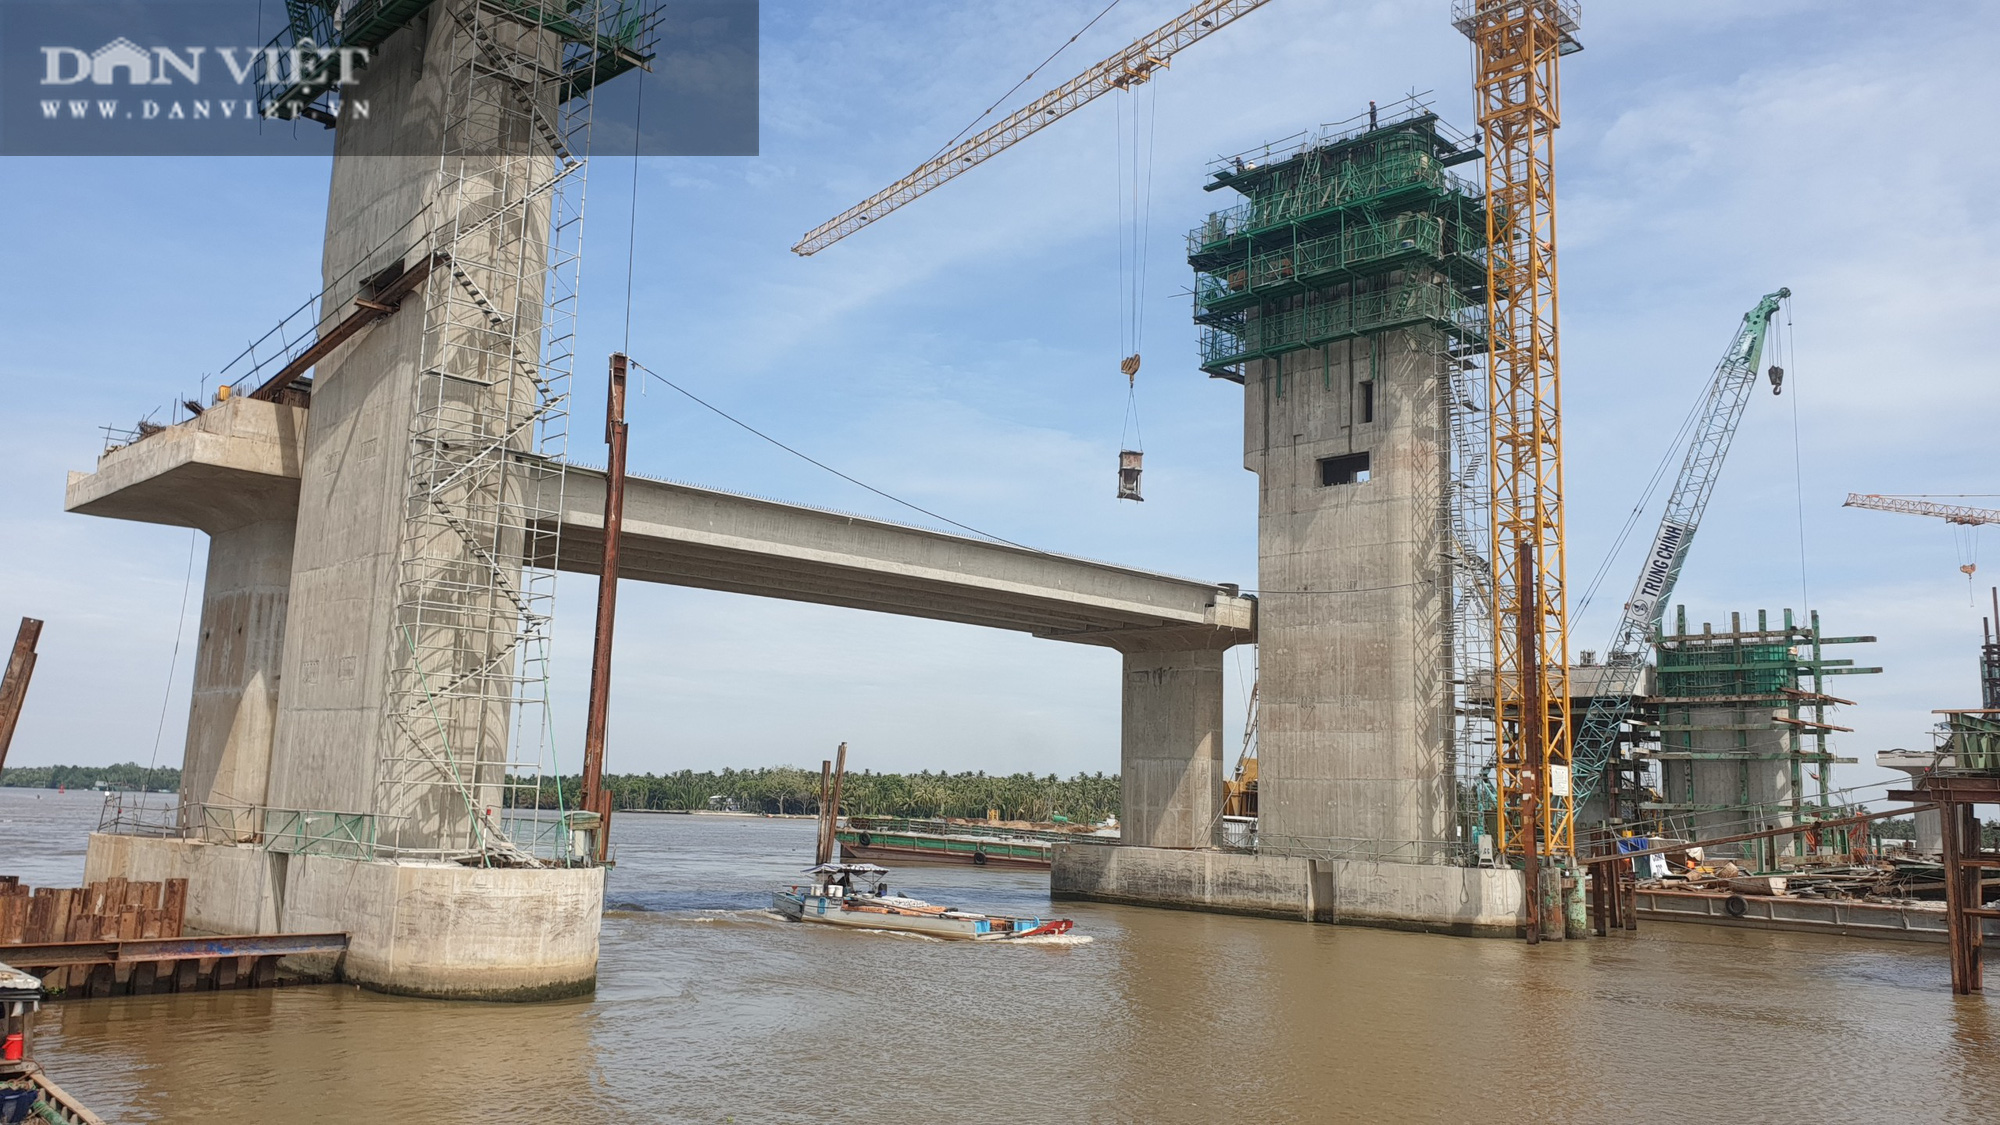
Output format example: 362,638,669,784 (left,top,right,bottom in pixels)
1517,542,1542,944
1960,800,1976,984
581,354,630,864
815,760,833,866
0,617,44,773
825,743,849,863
